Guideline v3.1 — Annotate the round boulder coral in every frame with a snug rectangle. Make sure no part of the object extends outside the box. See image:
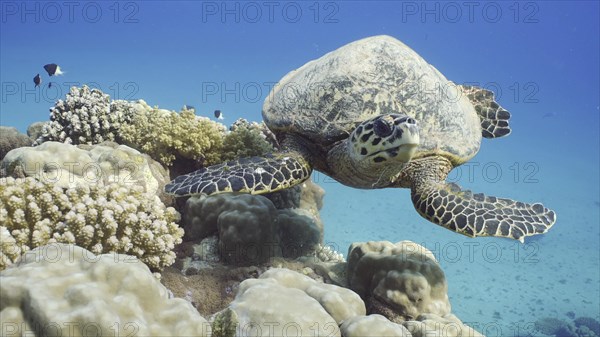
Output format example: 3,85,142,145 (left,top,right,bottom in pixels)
0,126,31,161
2,141,170,201
347,241,450,322
1,244,210,337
